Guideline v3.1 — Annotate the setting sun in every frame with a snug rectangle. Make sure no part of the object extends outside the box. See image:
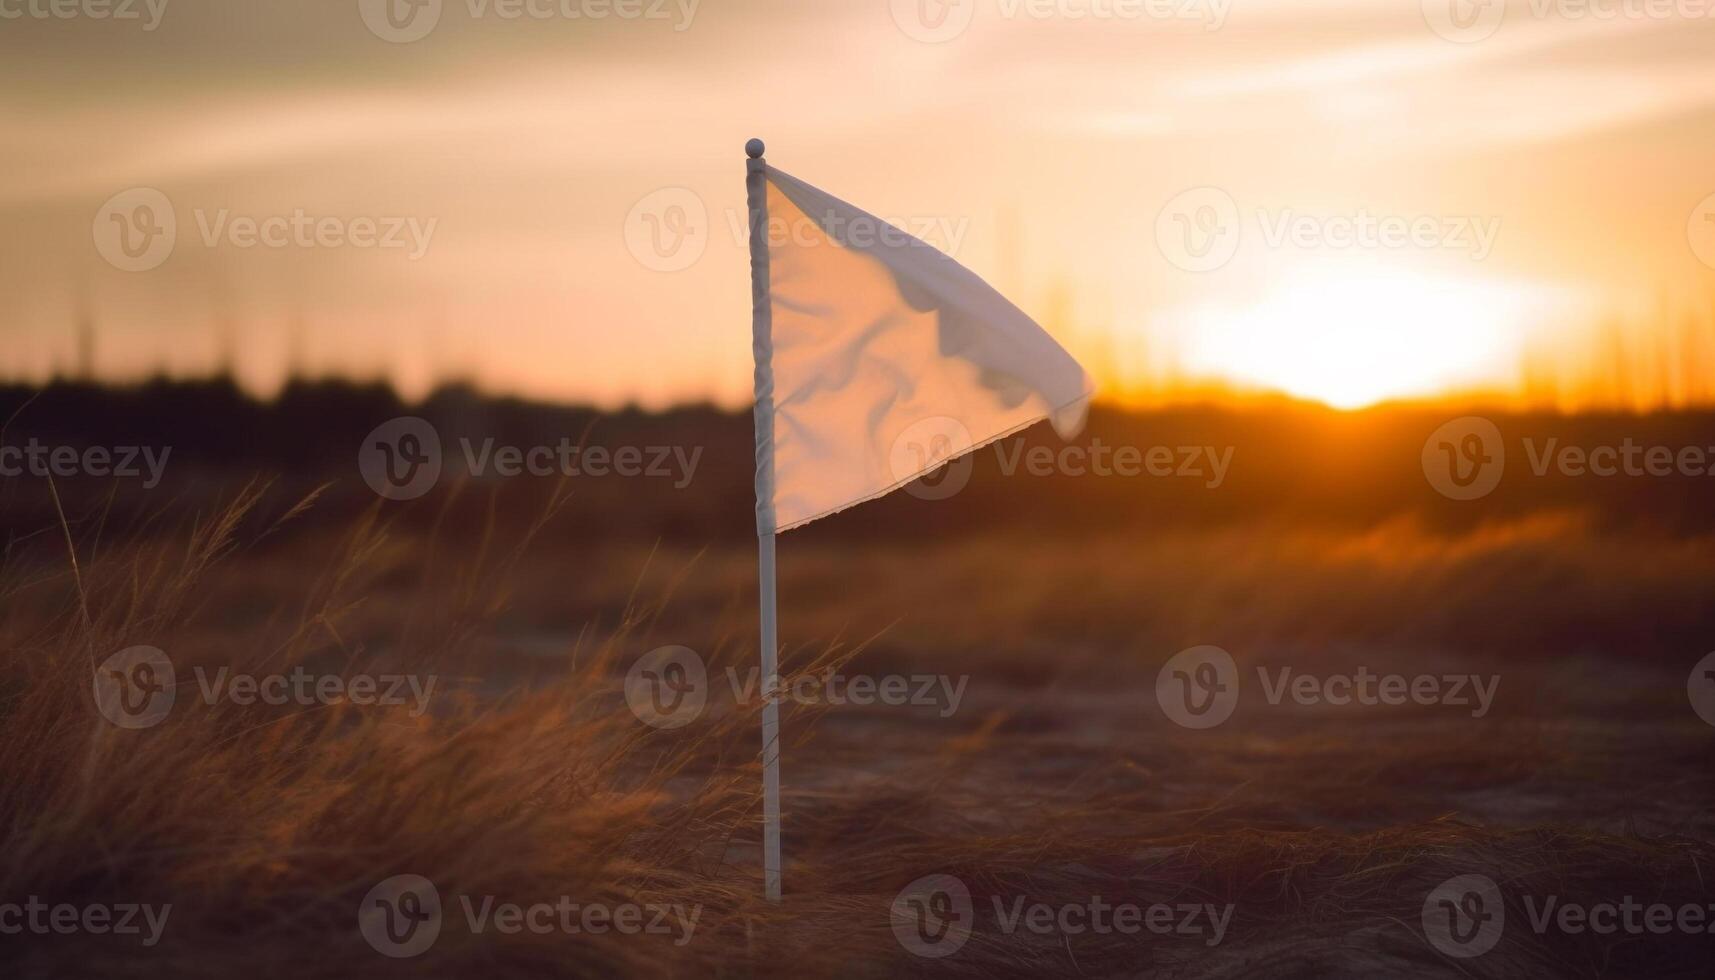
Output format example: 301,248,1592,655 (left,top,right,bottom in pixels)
1166,261,1568,409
